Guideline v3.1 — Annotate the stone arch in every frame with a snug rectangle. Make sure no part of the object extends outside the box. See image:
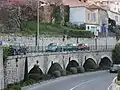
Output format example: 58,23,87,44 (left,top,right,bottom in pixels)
70,57,79,64
29,64,43,74
29,64,43,80
47,62,62,75
99,55,112,64
82,55,97,66
99,56,112,69
83,58,98,71
66,60,79,71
